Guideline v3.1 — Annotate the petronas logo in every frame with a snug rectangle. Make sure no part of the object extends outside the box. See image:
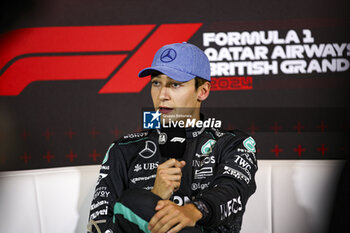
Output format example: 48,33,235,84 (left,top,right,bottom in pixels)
243,137,256,153
201,139,216,155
